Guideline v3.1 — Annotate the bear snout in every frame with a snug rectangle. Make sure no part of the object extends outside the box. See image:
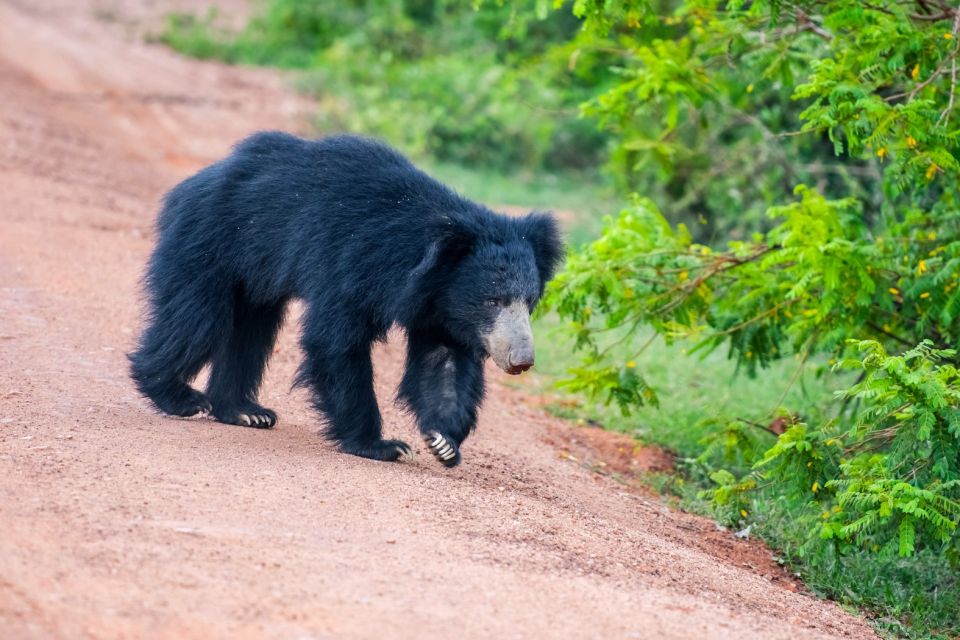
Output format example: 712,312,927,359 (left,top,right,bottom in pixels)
506,348,534,375
482,300,536,375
